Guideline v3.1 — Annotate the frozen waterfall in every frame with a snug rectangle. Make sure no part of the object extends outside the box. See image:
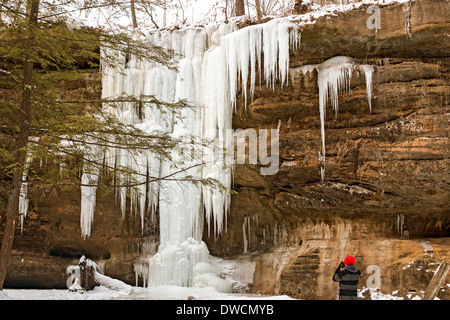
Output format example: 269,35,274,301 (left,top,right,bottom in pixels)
95,19,301,291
